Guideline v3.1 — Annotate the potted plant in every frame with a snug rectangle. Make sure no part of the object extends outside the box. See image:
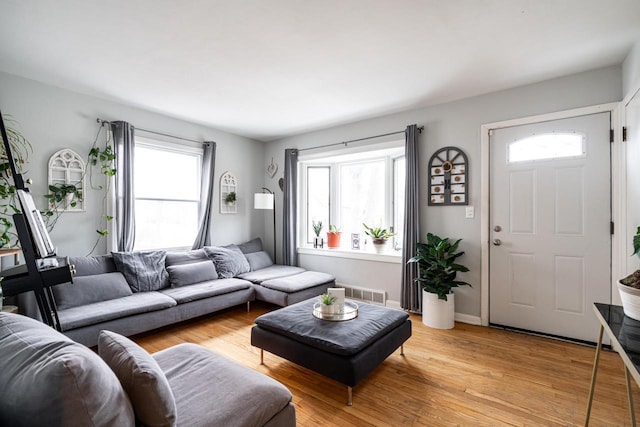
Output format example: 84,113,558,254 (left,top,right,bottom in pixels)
326,225,342,249
318,292,336,314
408,232,471,329
312,220,324,248
224,191,237,206
363,223,396,254
618,226,640,320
